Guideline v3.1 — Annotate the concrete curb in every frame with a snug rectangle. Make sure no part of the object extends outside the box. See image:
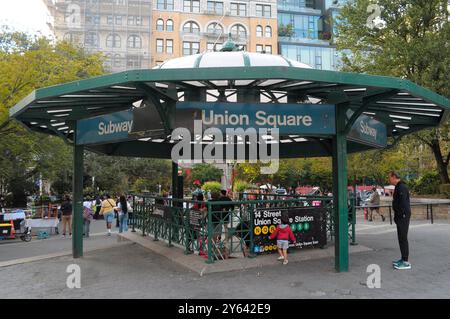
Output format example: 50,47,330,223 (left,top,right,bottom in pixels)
0,239,132,268
118,232,373,276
